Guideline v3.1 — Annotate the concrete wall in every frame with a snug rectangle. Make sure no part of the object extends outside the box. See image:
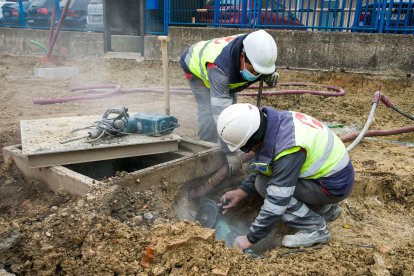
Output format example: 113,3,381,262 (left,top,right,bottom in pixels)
145,26,414,76
0,28,104,57
1,26,413,75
